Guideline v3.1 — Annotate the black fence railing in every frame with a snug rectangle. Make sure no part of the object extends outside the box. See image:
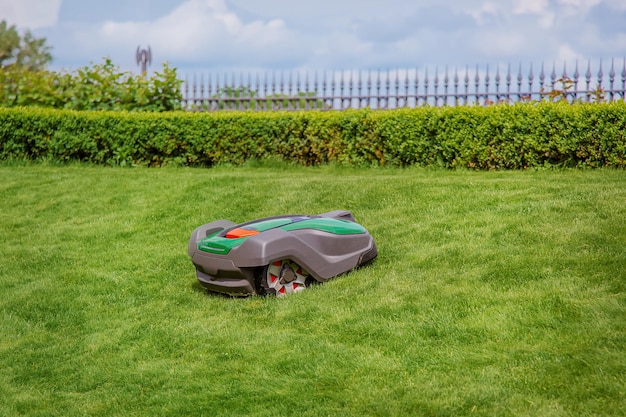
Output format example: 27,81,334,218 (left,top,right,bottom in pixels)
181,58,626,111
